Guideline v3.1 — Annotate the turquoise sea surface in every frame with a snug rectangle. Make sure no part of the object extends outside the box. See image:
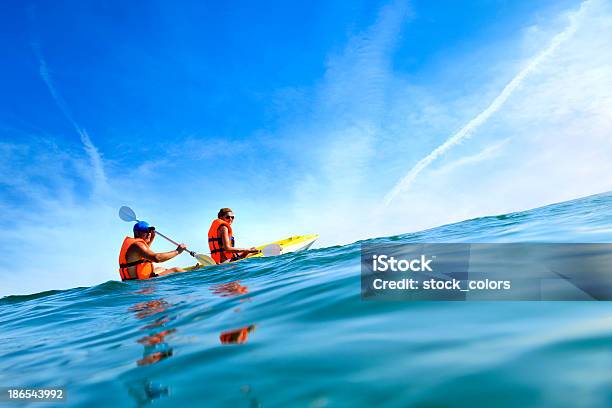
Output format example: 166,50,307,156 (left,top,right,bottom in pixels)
1,192,612,407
